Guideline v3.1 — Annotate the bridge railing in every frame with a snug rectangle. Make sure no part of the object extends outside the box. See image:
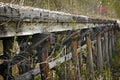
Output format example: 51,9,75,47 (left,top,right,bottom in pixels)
0,2,116,38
